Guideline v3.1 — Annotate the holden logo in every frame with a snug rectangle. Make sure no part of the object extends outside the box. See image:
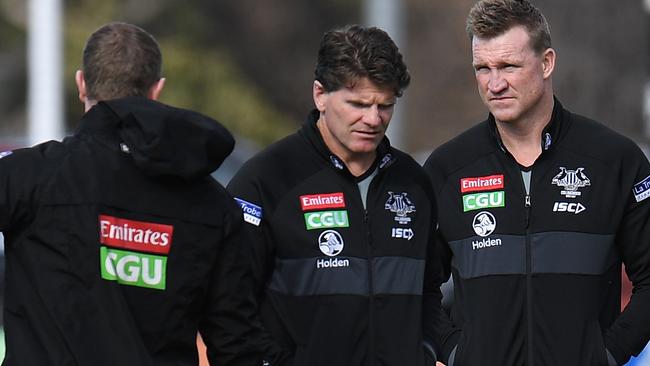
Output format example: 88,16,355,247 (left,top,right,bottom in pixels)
472,211,496,237
318,230,344,257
